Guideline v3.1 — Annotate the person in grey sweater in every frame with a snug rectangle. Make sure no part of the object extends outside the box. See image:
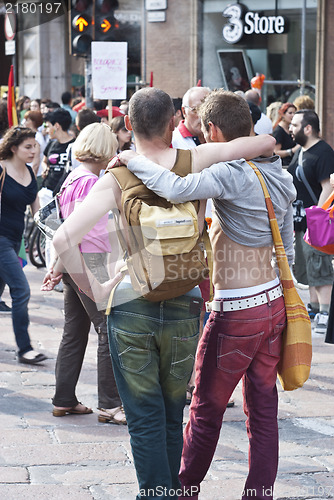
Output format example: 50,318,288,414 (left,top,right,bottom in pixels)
118,89,296,500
